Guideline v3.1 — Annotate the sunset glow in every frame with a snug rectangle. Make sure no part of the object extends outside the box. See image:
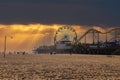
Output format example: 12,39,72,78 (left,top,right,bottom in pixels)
0,24,113,52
